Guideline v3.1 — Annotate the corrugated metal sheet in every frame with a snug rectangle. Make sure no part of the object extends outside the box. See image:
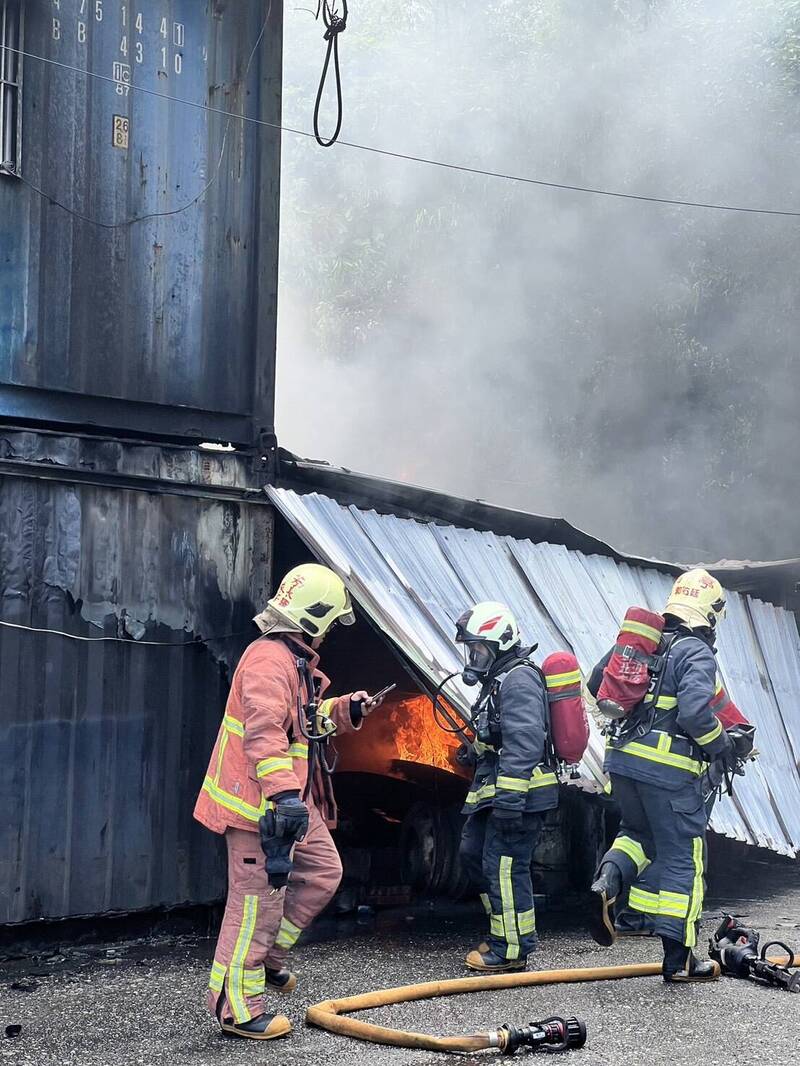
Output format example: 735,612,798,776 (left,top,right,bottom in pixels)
0,1,281,442
1,462,273,923
269,487,800,857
